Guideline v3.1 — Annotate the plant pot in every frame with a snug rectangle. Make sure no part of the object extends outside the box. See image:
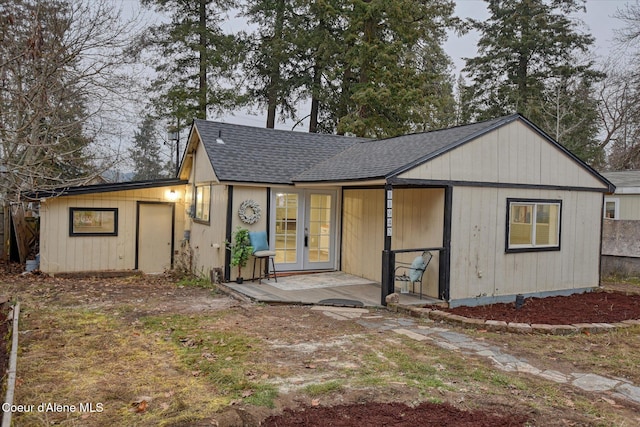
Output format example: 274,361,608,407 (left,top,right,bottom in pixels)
236,277,244,284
